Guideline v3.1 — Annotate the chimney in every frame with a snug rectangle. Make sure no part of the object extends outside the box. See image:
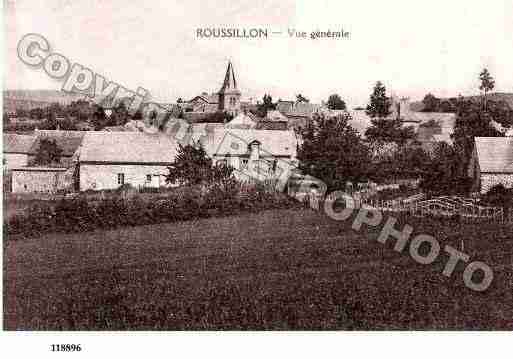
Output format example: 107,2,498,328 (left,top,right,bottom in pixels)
399,97,411,120
249,140,260,162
